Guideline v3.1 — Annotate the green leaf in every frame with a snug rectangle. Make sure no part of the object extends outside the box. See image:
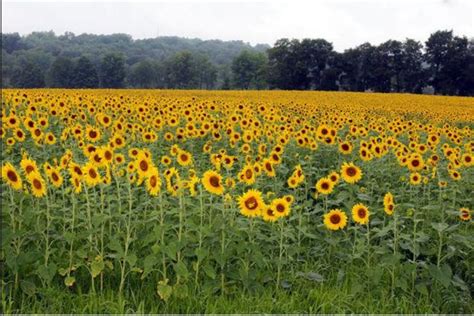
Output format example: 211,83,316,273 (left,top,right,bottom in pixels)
64,276,76,287
157,279,172,302
91,260,104,278
20,280,36,296
428,264,452,288
174,261,189,278
126,253,138,267
431,222,449,233
142,254,158,279
195,248,208,262
203,263,216,279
